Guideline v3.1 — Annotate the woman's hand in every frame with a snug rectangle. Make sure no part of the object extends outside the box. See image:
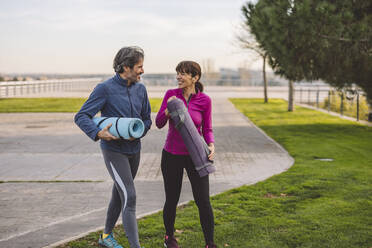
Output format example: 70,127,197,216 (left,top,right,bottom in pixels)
208,143,215,161
165,96,177,117
167,96,177,102
97,123,120,141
